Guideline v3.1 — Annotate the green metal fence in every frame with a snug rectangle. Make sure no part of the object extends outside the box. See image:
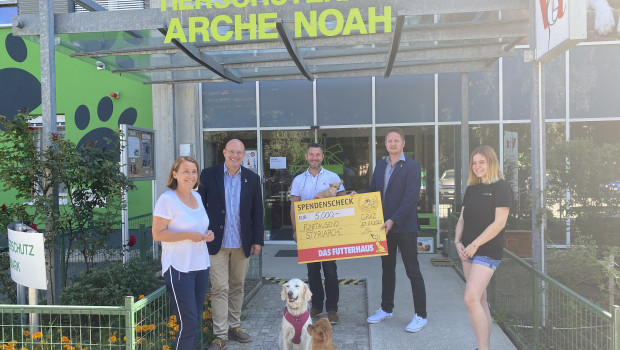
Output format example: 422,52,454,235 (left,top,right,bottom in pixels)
2,211,263,349
0,285,215,350
446,212,619,350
